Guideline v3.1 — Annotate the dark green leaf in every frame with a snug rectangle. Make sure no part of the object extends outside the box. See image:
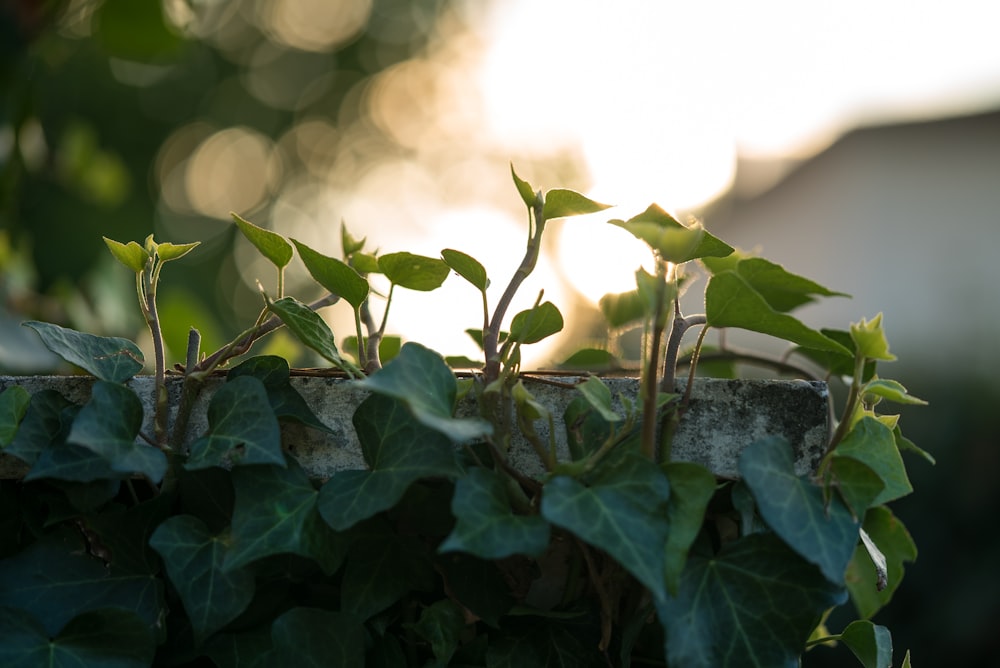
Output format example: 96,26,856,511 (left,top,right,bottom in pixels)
846,507,916,619
103,236,149,273
186,376,285,470
202,630,273,668
508,301,564,344
227,356,333,434
663,462,716,595
22,321,143,382
831,456,886,518
291,239,369,308
542,453,671,603
0,607,155,668
442,248,490,291
67,381,167,483
439,468,550,559
357,342,492,443
149,515,255,643
270,608,365,667
0,385,30,446
4,390,73,467
232,212,293,268
378,251,450,291
835,417,912,505
542,188,612,219
510,163,537,208
407,600,466,664
840,620,893,668
611,203,733,263
739,437,859,584
793,329,871,378
340,524,434,621
485,617,606,668
705,272,850,354
267,296,355,373
226,461,345,573
656,532,847,668
435,552,515,627
318,393,464,531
